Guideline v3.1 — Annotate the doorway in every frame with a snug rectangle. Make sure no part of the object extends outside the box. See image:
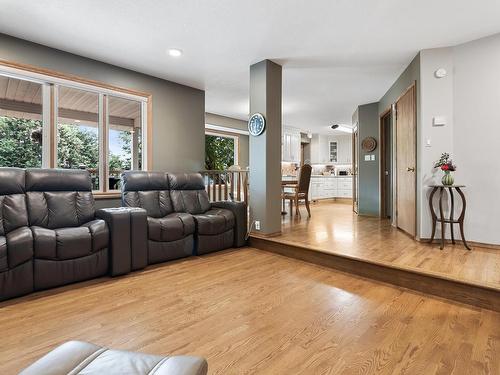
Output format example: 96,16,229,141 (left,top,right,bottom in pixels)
395,84,417,237
380,109,392,219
